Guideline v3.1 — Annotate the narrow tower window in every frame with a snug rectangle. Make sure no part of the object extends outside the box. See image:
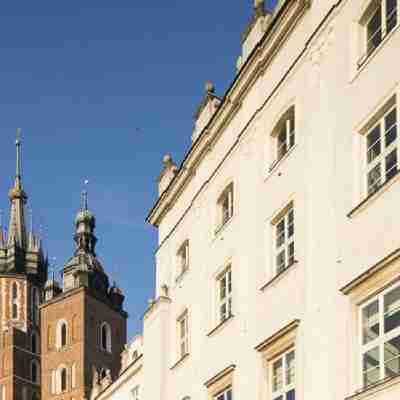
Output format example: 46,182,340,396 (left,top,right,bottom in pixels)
11,282,19,319
61,323,67,347
31,332,38,354
56,320,68,349
60,367,67,392
31,361,39,383
100,322,112,353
